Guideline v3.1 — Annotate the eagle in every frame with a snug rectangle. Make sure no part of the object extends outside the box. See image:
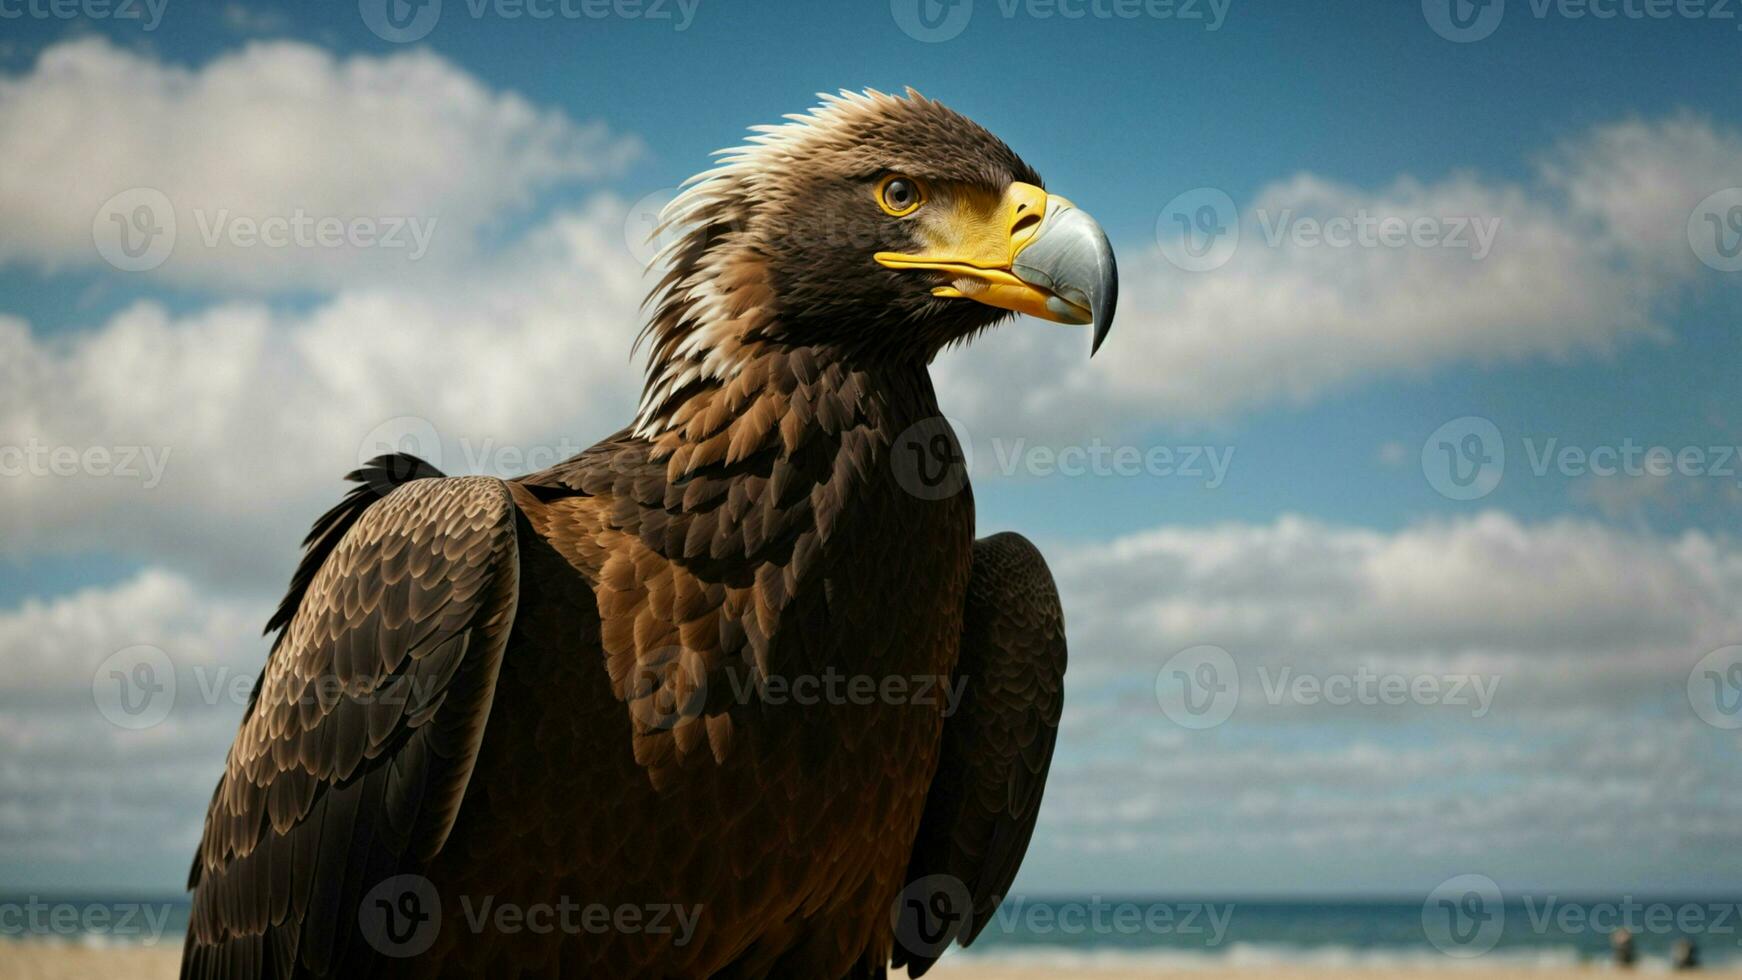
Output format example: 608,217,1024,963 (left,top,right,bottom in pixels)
181,89,1116,979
